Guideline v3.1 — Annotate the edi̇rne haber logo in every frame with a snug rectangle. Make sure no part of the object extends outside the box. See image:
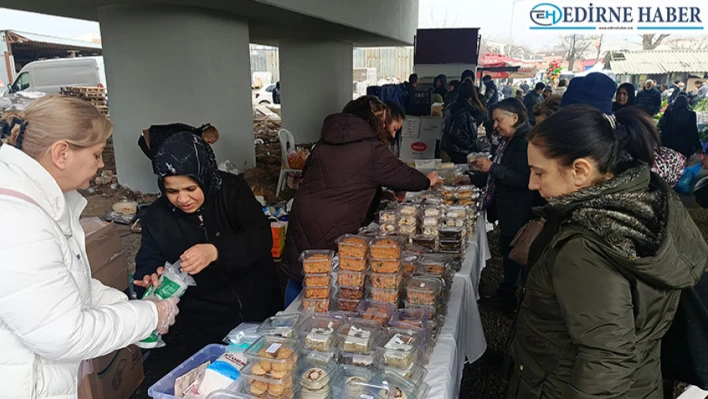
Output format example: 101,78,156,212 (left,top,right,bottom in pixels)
529,3,704,31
